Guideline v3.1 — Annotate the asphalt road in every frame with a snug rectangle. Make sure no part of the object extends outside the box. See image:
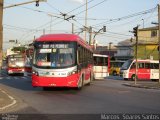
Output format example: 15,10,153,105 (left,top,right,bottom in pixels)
0,70,160,115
